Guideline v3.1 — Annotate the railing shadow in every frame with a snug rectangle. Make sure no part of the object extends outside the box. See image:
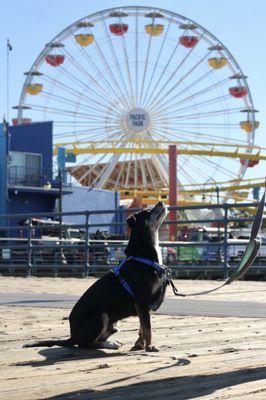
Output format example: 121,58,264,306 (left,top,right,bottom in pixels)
45,366,266,399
